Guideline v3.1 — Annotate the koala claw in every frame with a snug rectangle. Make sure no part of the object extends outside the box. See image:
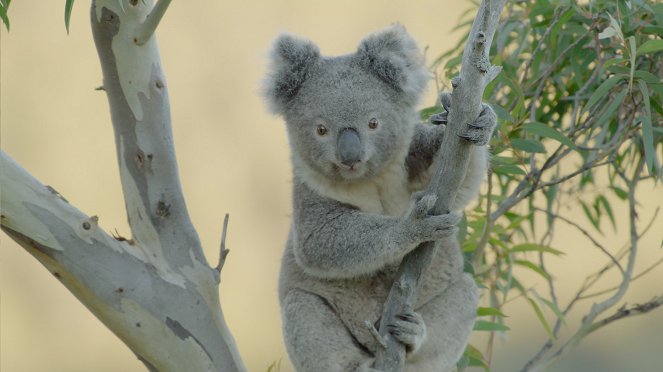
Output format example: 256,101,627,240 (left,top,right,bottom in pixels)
388,311,426,353
459,104,497,146
429,111,448,125
403,193,461,243
439,91,453,111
